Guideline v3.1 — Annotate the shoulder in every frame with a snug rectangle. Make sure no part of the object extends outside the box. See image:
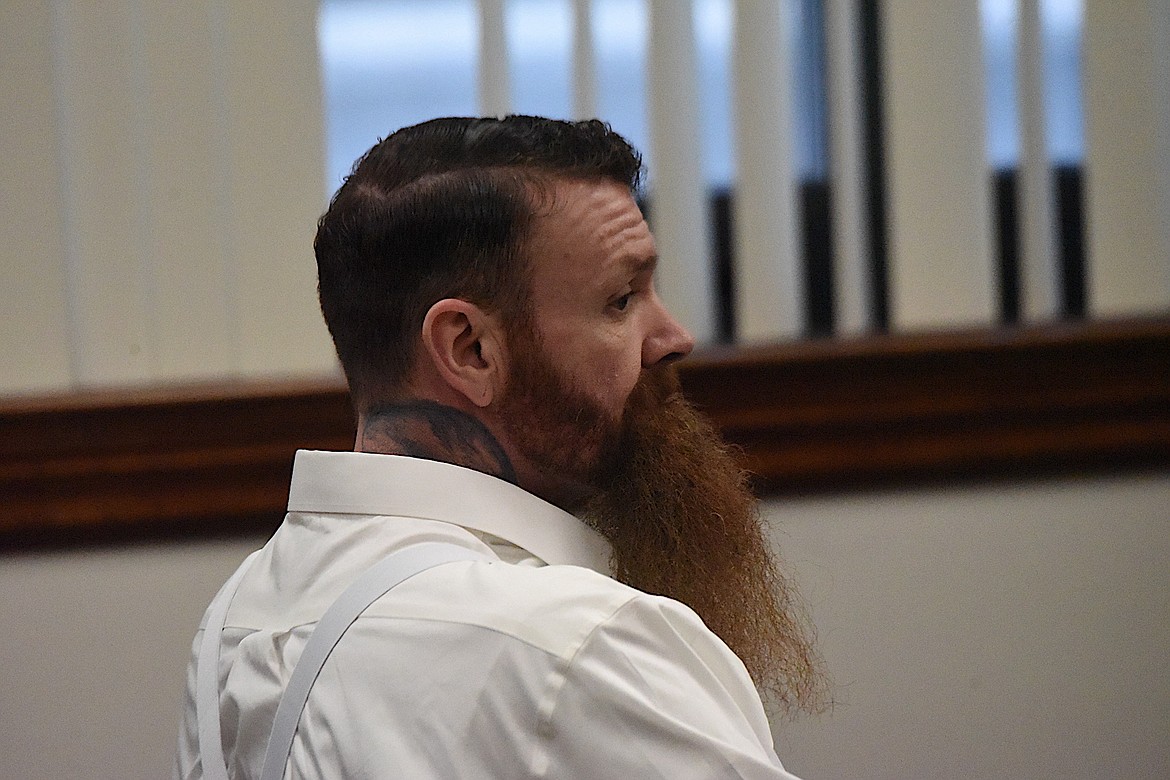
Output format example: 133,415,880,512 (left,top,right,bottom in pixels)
366,557,762,721
521,575,785,775
562,586,767,728
363,559,649,660
328,560,788,776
